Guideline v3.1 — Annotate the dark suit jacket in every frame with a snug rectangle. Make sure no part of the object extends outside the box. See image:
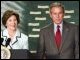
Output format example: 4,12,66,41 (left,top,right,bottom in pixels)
37,21,79,59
